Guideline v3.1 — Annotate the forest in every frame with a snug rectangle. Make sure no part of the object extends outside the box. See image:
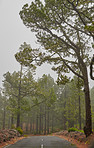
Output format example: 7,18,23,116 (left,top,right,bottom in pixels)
0,0,94,138
0,69,94,135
